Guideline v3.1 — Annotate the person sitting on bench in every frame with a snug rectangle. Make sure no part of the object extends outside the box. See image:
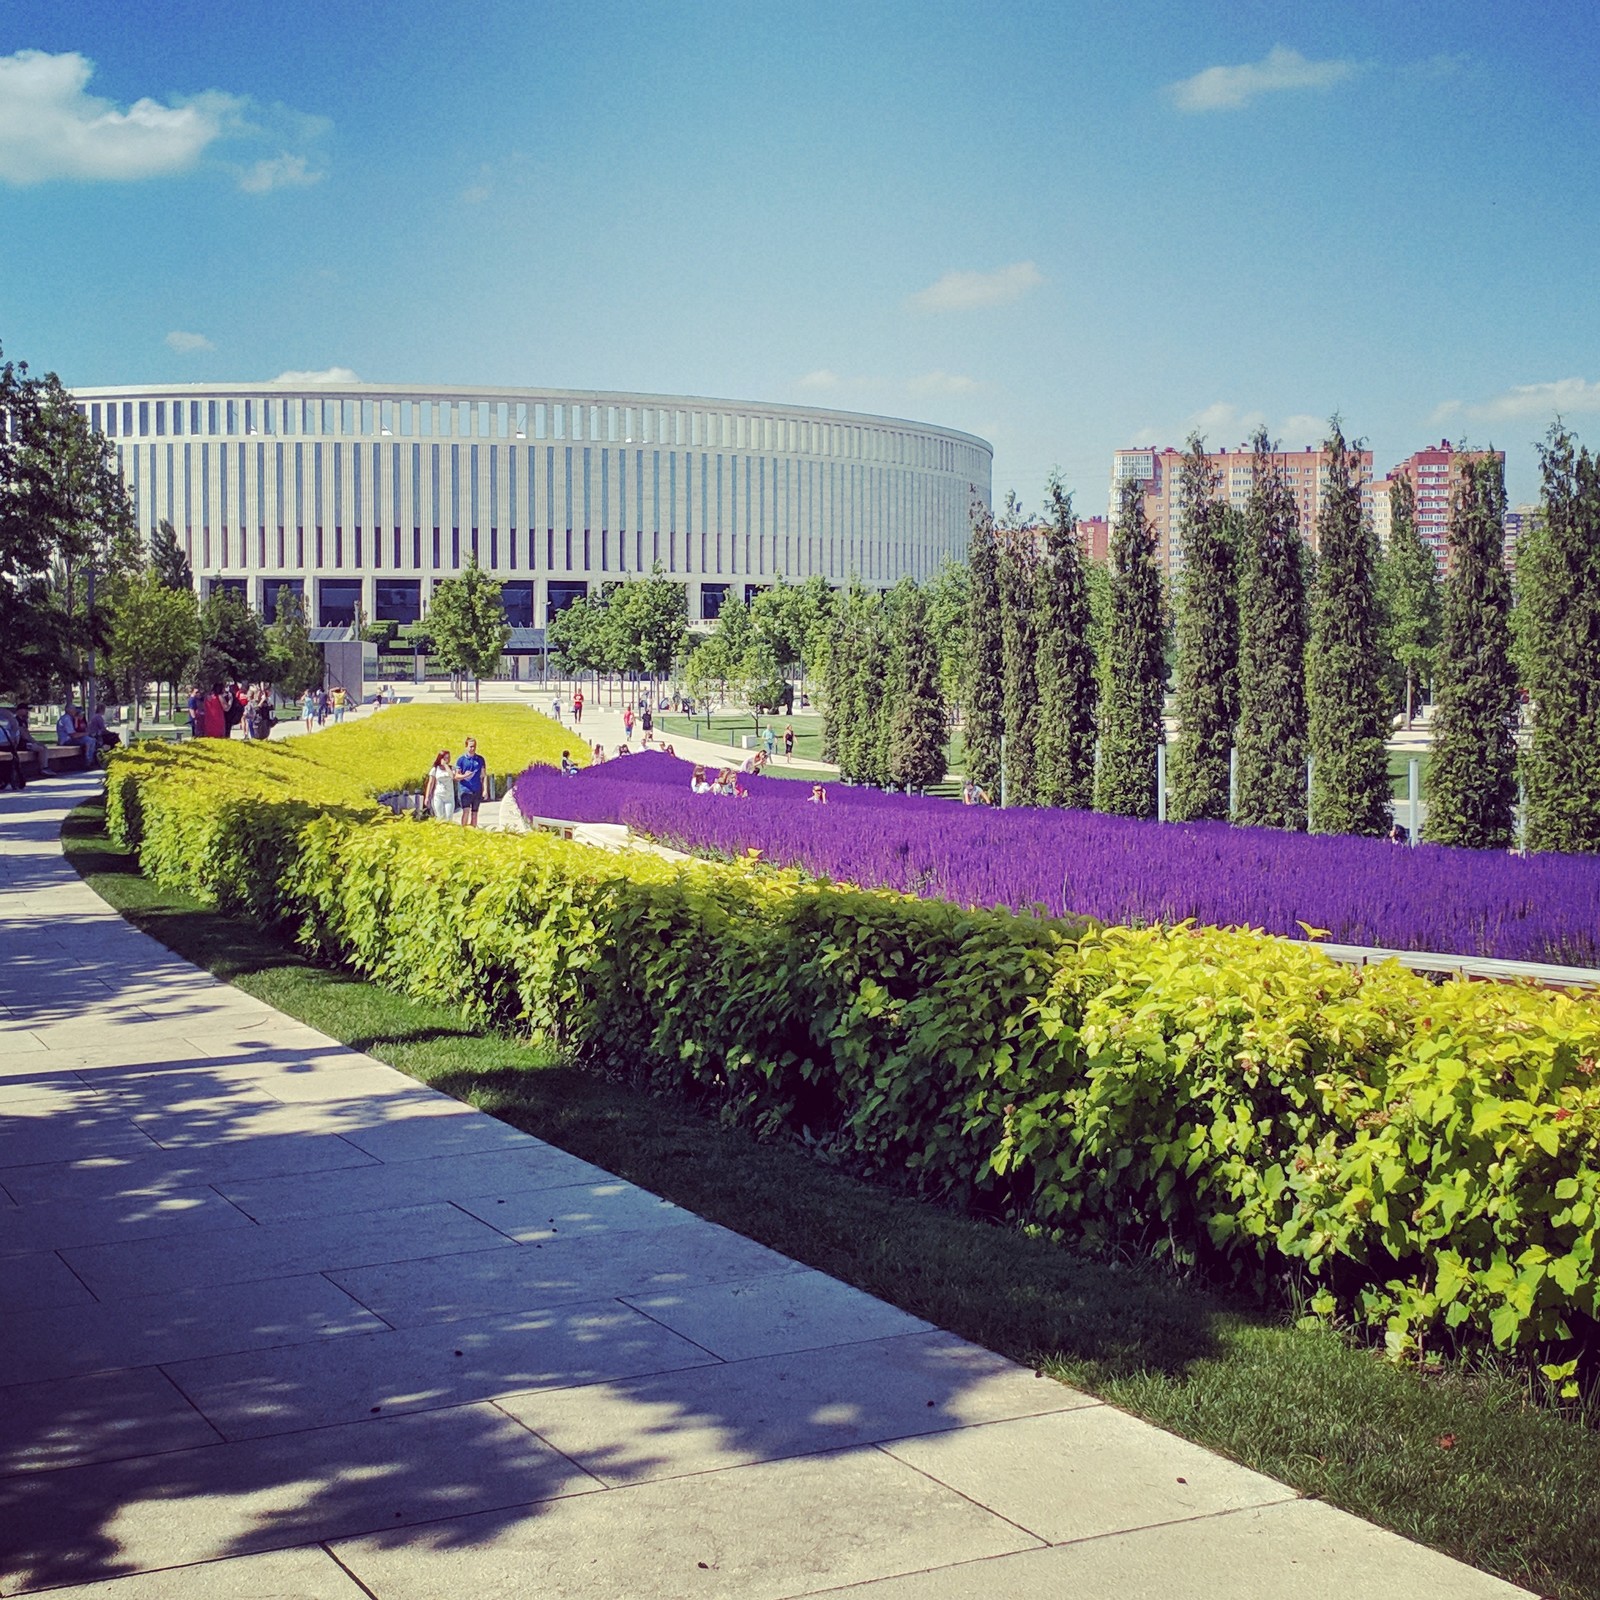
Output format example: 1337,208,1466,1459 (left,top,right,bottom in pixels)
55,703,97,767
